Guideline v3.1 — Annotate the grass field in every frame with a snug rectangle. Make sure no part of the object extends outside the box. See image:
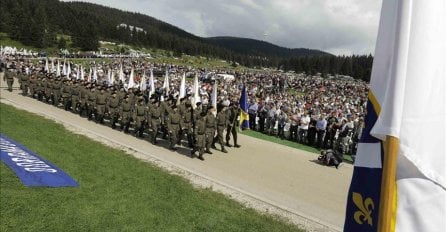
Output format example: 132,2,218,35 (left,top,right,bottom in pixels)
0,103,303,232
